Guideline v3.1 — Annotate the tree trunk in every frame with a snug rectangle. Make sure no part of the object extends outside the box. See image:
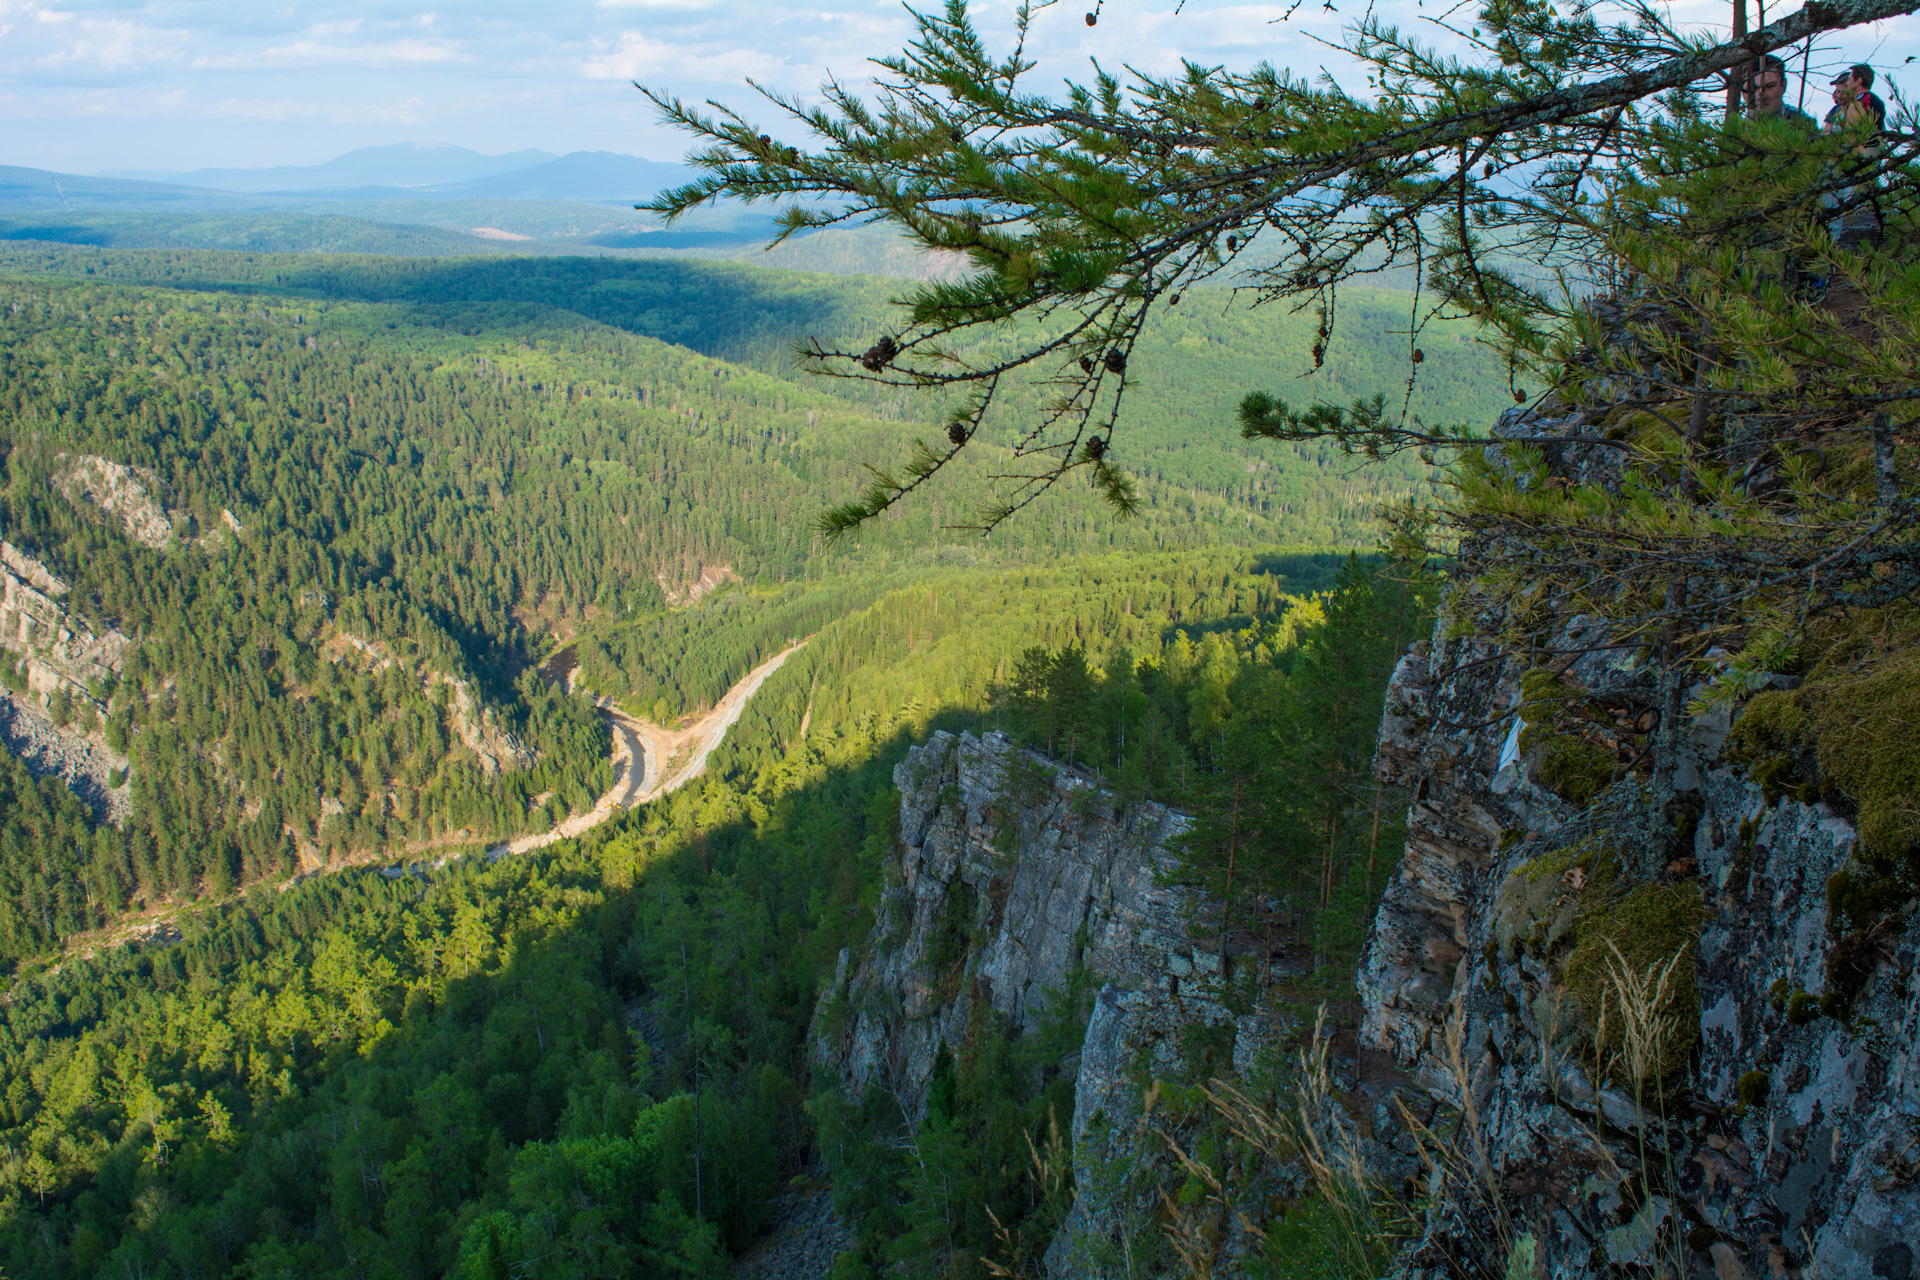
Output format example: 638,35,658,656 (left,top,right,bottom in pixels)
1726,0,1749,124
